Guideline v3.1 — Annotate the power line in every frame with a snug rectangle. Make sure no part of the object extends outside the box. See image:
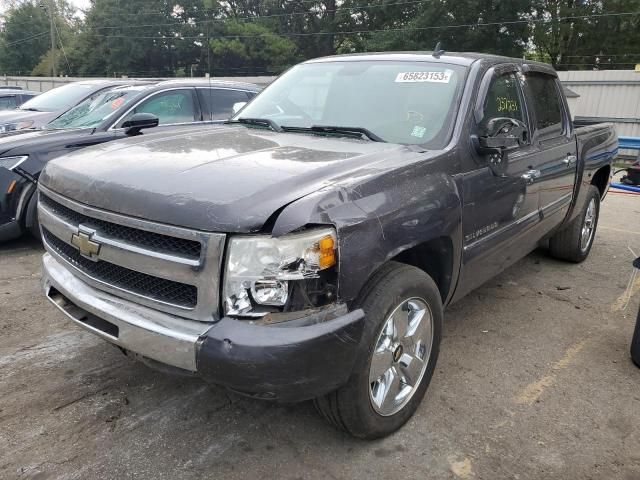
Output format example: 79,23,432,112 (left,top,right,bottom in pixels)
82,0,434,26
74,11,640,41
53,13,71,74
3,31,48,47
